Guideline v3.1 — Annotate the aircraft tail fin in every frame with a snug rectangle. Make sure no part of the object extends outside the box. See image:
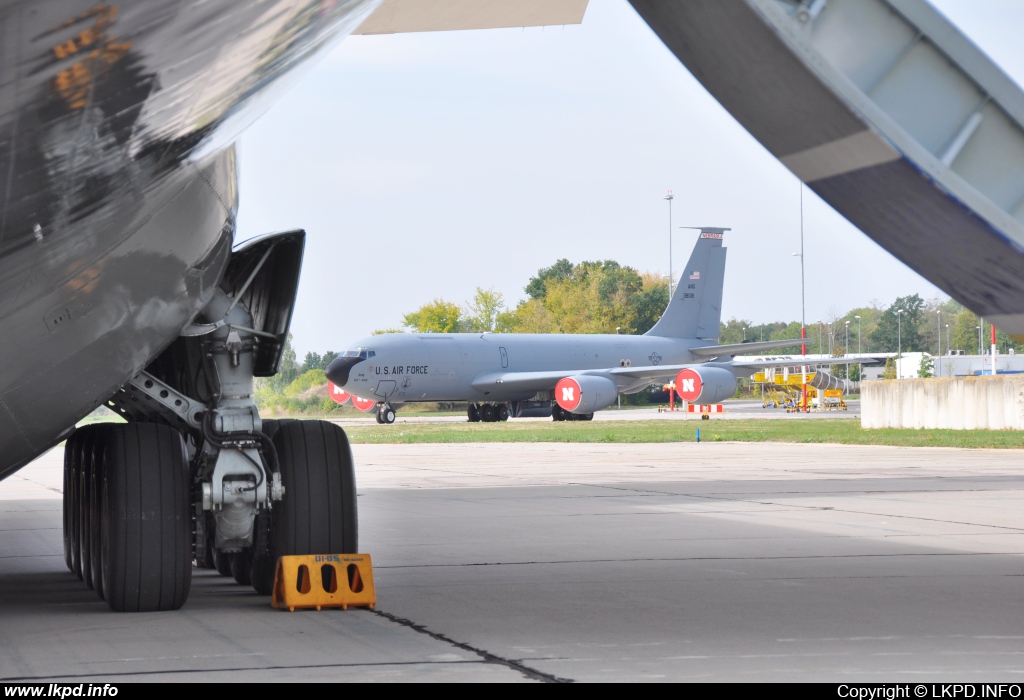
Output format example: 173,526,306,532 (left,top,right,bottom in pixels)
645,228,728,339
